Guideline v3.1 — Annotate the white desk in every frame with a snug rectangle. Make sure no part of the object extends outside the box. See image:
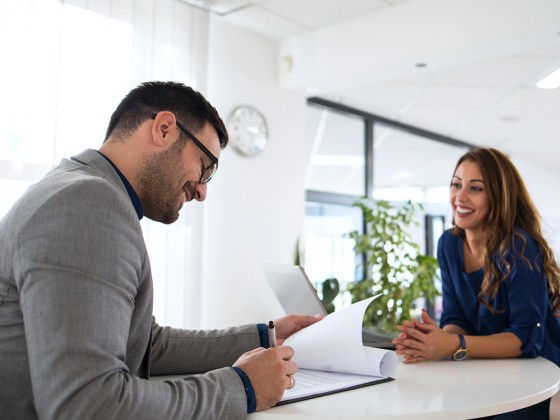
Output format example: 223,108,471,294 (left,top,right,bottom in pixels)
247,357,560,419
